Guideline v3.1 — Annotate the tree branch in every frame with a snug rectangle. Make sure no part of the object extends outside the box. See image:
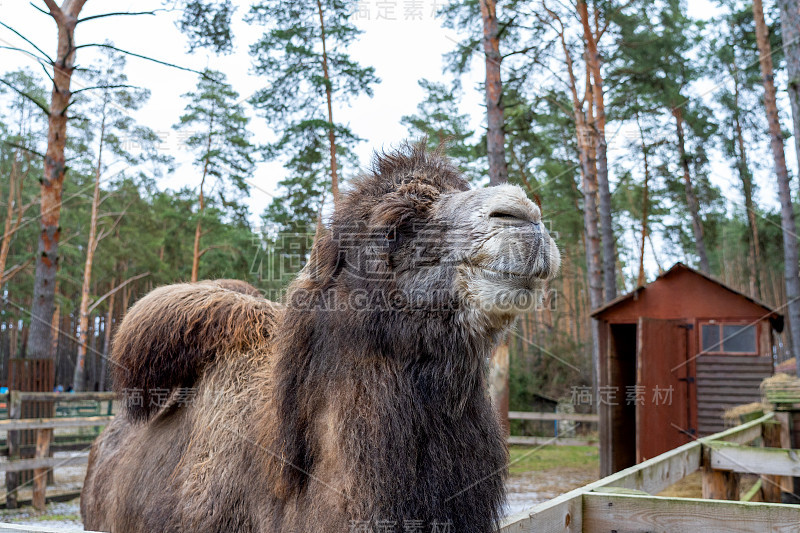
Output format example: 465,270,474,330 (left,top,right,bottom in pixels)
88,272,149,313
0,20,53,62
96,209,127,242
72,84,139,95
29,2,49,16
77,10,161,24
0,78,50,115
2,141,46,159
42,0,63,23
198,244,234,259
0,257,34,285
74,43,217,79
